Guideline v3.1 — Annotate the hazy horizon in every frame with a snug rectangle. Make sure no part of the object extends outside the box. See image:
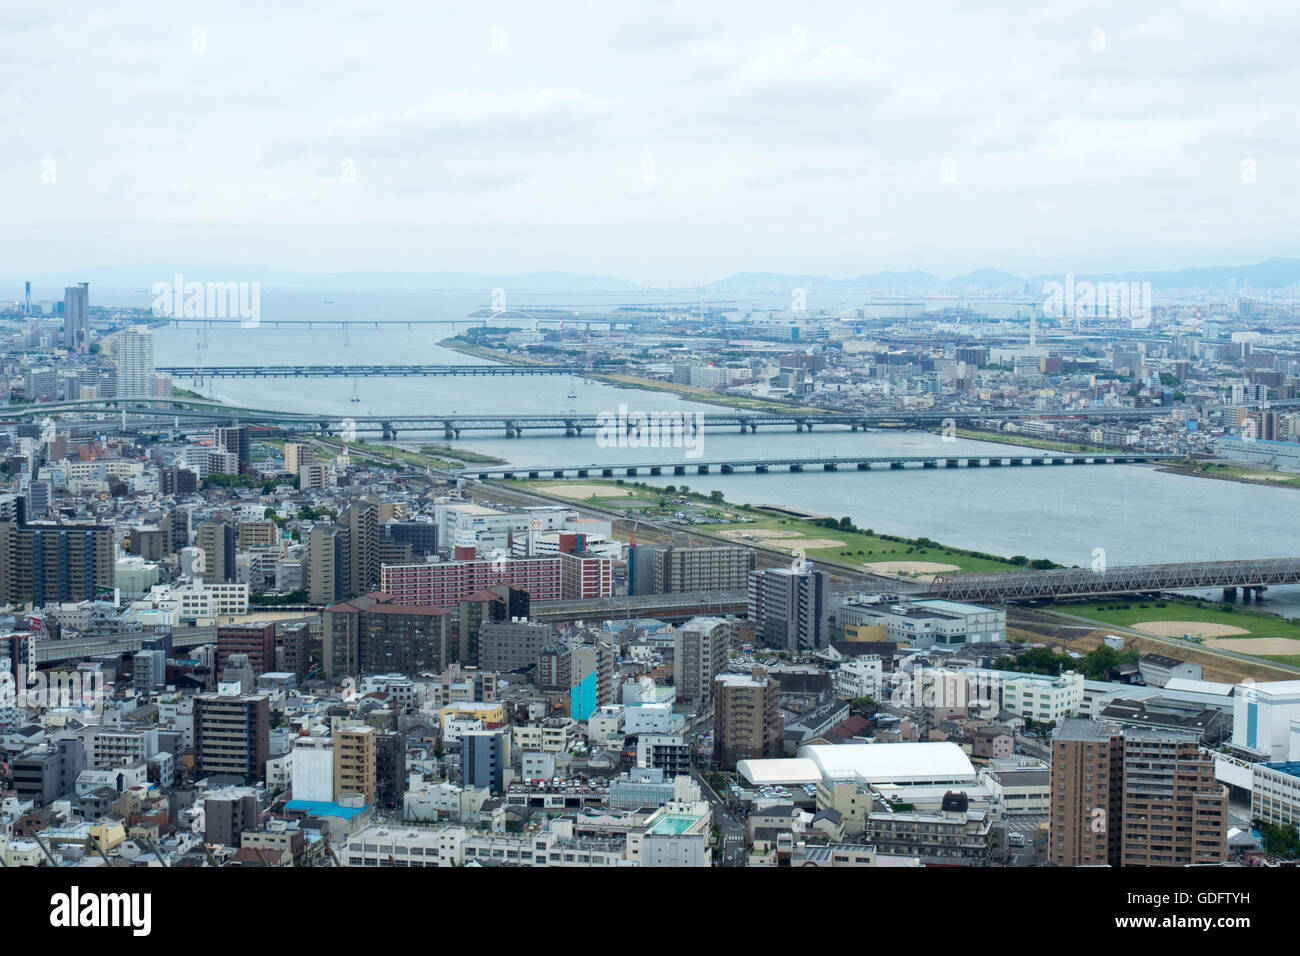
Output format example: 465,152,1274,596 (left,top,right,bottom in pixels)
4,1,1298,284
